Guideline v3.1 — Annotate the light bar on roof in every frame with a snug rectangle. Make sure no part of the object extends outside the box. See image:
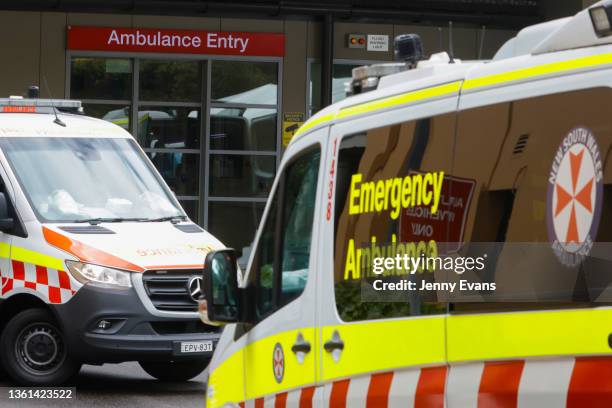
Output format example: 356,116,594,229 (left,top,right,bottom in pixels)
0,98,81,109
